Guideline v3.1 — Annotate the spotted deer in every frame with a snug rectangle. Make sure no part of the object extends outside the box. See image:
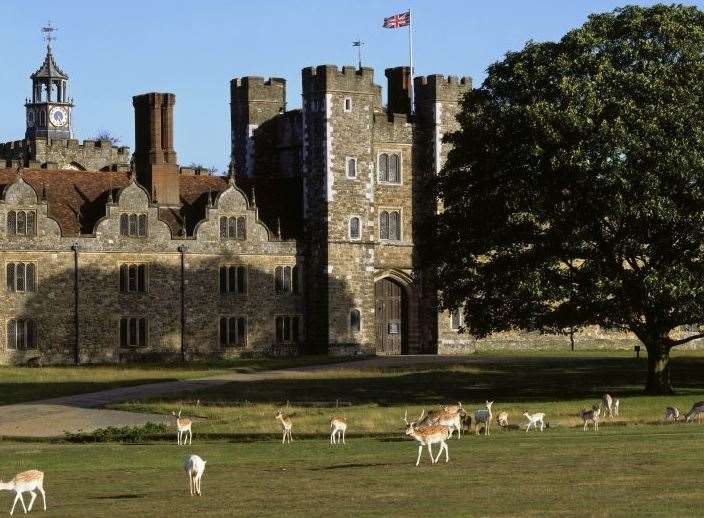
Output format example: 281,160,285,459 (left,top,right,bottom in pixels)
330,416,347,444
496,411,509,428
684,401,704,423
421,408,464,439
275,409,293,443
172,410,193,445
402,410,450,466
580,405,601,431
0,469,46,516
184,455,206,496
